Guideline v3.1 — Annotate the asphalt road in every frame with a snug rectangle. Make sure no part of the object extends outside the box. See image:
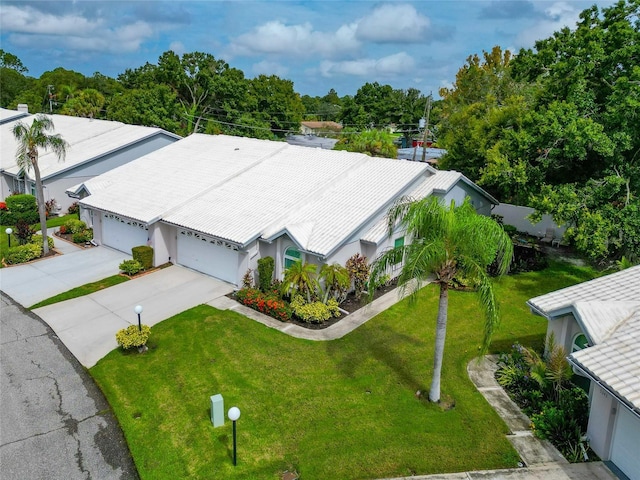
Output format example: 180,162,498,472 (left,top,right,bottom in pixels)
0,292,139,480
